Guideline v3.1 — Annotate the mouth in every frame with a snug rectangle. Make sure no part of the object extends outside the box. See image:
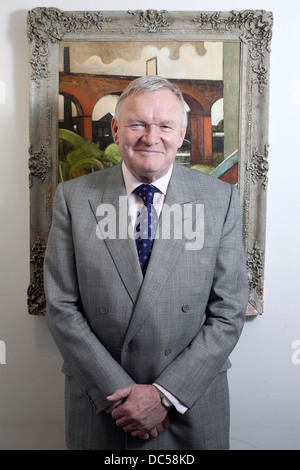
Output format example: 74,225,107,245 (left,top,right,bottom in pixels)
134,148,162,154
